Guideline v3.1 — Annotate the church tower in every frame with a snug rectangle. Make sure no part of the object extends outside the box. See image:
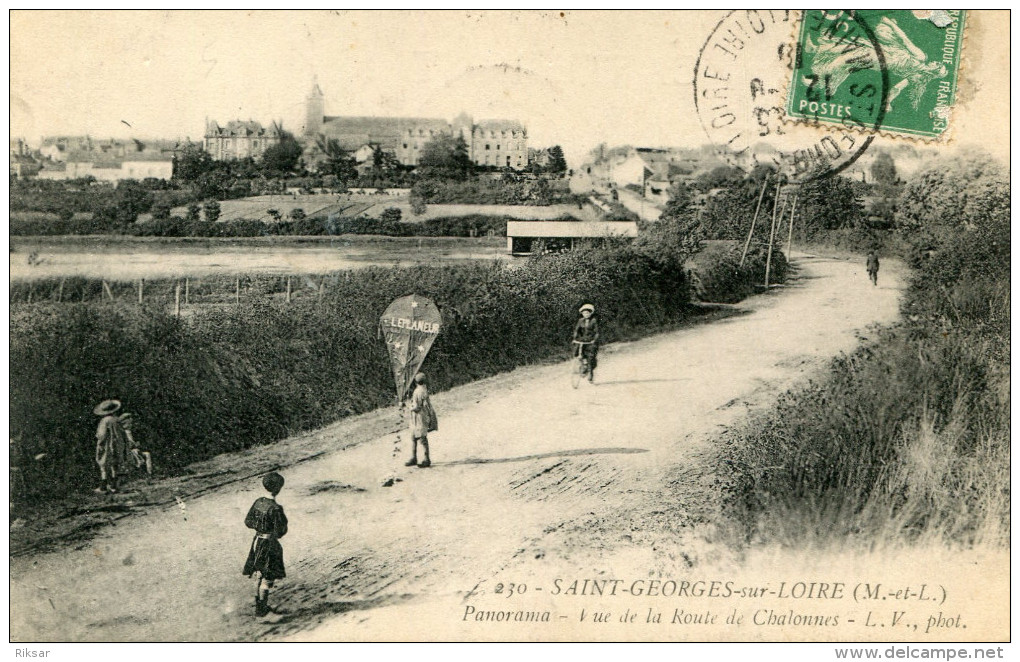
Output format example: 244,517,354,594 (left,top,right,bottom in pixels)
303,78,325,137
